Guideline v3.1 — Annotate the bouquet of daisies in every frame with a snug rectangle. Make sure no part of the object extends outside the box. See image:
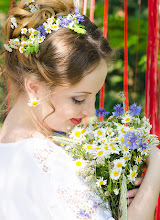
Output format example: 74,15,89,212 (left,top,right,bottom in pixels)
52,101,159,220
